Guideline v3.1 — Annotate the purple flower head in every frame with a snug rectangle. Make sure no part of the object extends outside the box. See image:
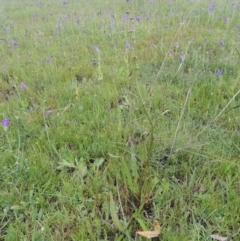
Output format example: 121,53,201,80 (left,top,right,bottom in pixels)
150,43,155,48
58,19,63,26
175,42,179,47
2,118,10,127
209,3,216,11
63,0,67,7
13,39,18,46
110,11,115,19
216,69,222,75
45,110,51,116
179,55,184,62
169,49,173,55
135,15,141,22
75,18,80,25
46,57,52,63
55,28,60,34
125,42,131,49
20,82,27,89
3,27,9,33
93,45,99,52
2,65,7,71
130,24,135,31
110,23,115,29
219,40,224,45
123,13,129,22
